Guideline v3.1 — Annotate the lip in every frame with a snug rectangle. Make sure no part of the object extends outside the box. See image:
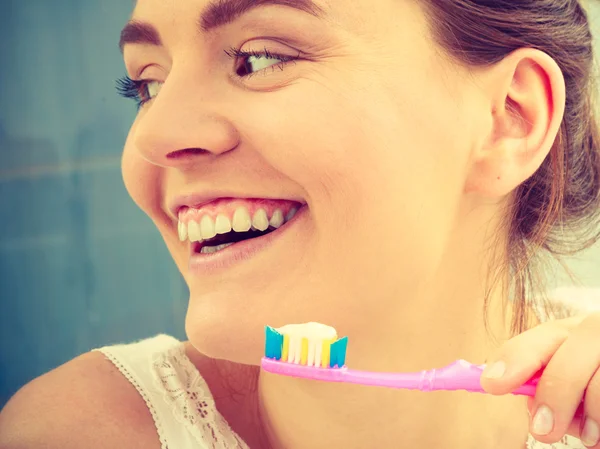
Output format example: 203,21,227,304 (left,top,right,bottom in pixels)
188,204,307,275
